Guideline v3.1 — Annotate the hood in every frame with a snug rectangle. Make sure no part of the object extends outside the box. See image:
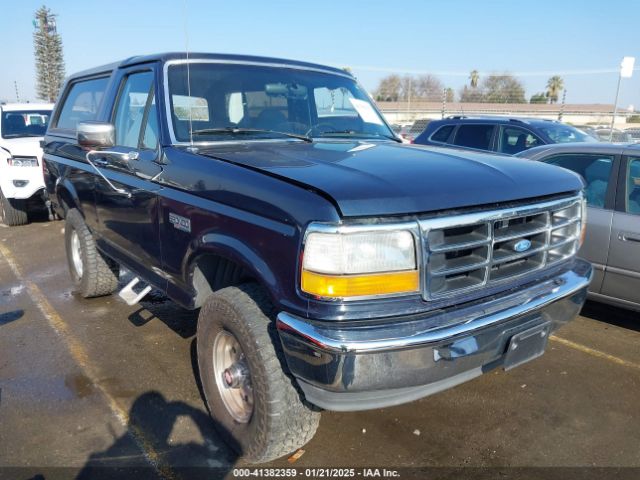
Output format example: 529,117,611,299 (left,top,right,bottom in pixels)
0,136,44,158
198,141,584,217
